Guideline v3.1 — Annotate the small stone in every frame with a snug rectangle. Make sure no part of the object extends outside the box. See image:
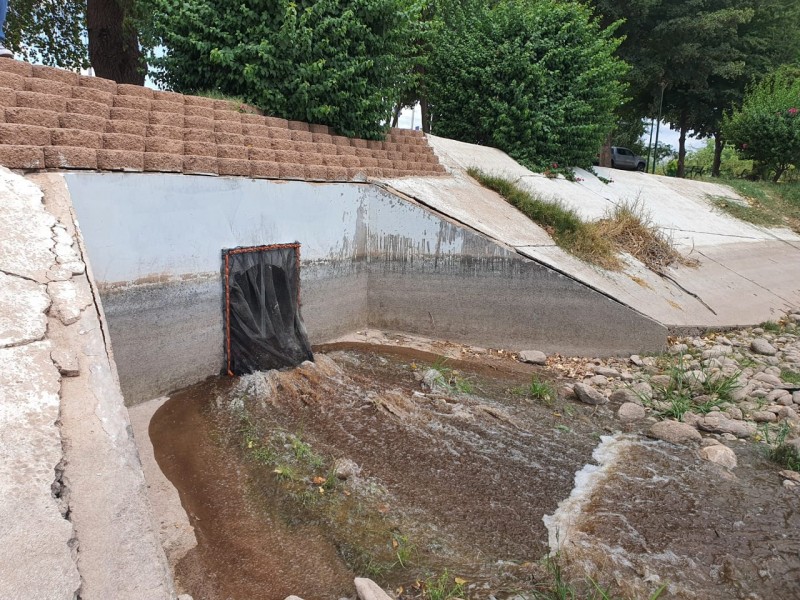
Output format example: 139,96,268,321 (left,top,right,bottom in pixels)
751,338,777,356
618,402,646,422
726,407,743,420
752,327,765,335
699,444,737,469
333,458,361,480
784,480,798,489
559,385,576,400
767,388,792,403
779,470,800,484
794,391,800,405
630,355,644,367
751,410,777,423
721,432,737,441
682,411,701,427
422,369,447,391
669,343,689,355
610,388,642,405
753,372,782,387
593,366,620,378
778,406,799,421
632,382,653,400
585,375,608,386
702,346,732,359
178,595,194,600
697,414,756,438
355,578,394,600
650,375,671,388
518,350,547,365
786,438,800,453
701,437,722,447
648,420,701,444
51,348,80,377
61,261,86,276
573,383,608,405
